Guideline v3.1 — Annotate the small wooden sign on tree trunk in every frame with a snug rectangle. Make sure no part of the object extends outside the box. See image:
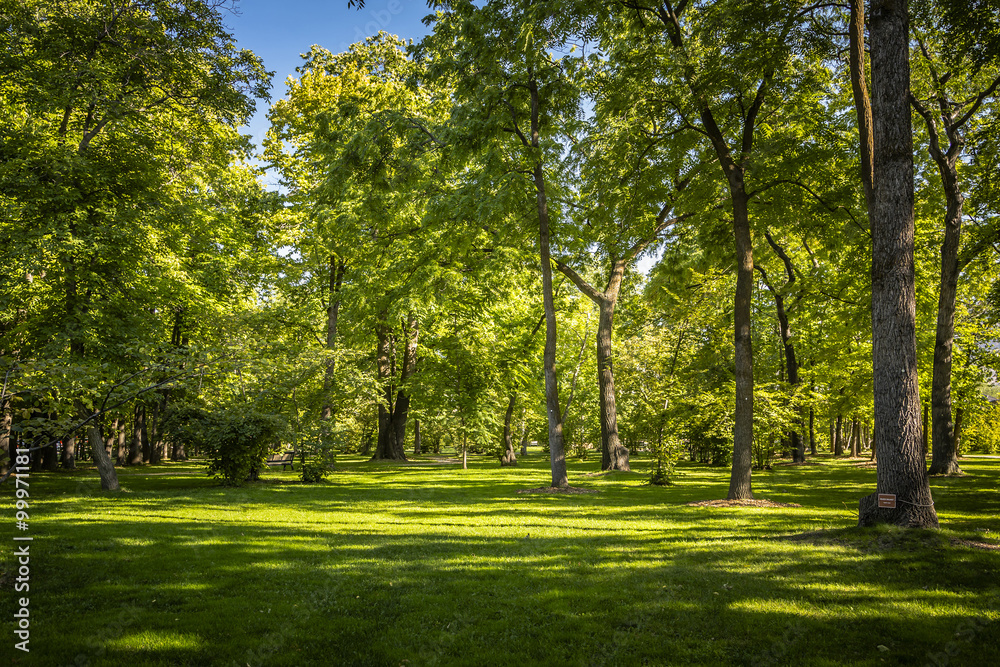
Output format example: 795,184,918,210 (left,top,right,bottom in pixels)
877,493,897,509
